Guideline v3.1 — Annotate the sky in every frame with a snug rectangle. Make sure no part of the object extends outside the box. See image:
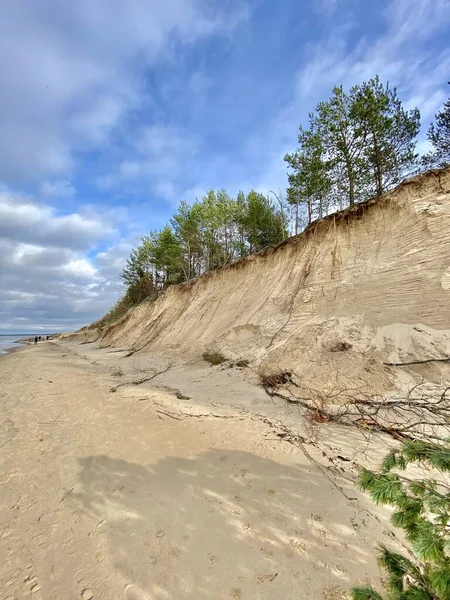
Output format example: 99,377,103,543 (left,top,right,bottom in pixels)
0,0,449,333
